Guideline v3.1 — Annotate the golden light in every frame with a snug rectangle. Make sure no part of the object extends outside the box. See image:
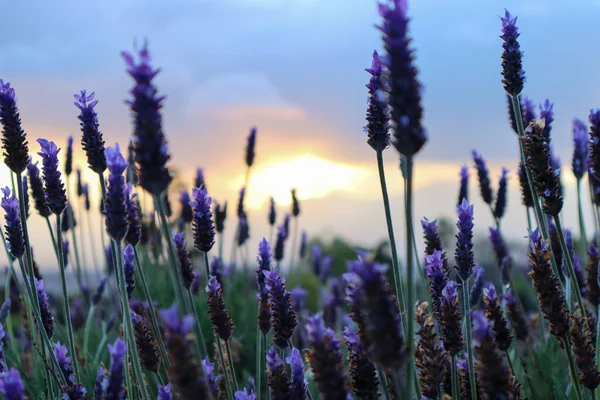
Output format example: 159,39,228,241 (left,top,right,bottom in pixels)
240,154,370,209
